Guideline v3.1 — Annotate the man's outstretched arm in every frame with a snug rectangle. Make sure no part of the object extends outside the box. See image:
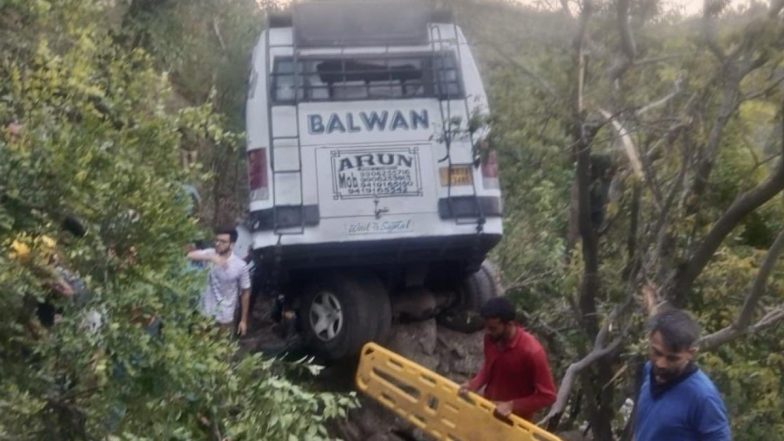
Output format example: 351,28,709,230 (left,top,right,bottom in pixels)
237,288,250,336
187,248,216,262
237,264,252,336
